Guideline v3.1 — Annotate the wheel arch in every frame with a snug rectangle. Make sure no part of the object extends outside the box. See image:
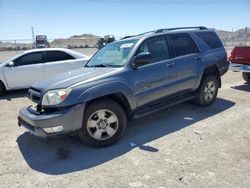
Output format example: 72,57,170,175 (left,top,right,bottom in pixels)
0,79,6,89
85,93,133,120
195,64,221,89
0,79,6,95
203,64,221,88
